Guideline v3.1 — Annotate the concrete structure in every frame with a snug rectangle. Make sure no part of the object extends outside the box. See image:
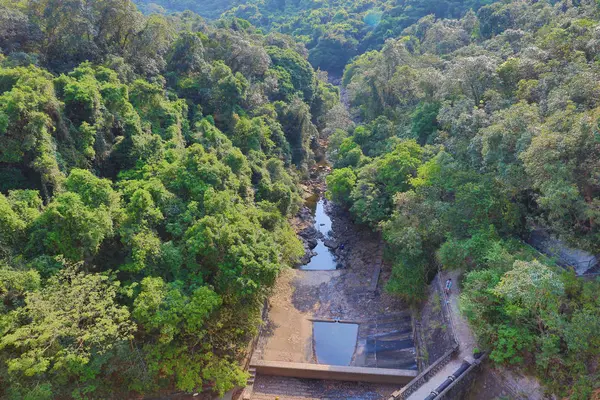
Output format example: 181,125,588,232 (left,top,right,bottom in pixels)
388,269,479,400
527,228,598,275
251,360,417,385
